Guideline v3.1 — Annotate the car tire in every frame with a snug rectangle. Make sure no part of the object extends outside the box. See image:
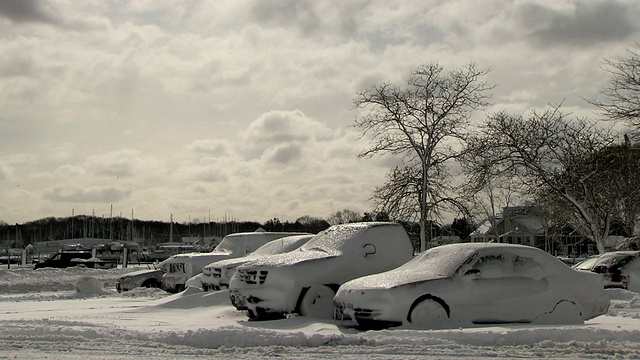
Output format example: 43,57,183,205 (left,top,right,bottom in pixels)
537,300,583,325
407,298,449,329
246,308,282,321
141,279,161,289
299,285,335,319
